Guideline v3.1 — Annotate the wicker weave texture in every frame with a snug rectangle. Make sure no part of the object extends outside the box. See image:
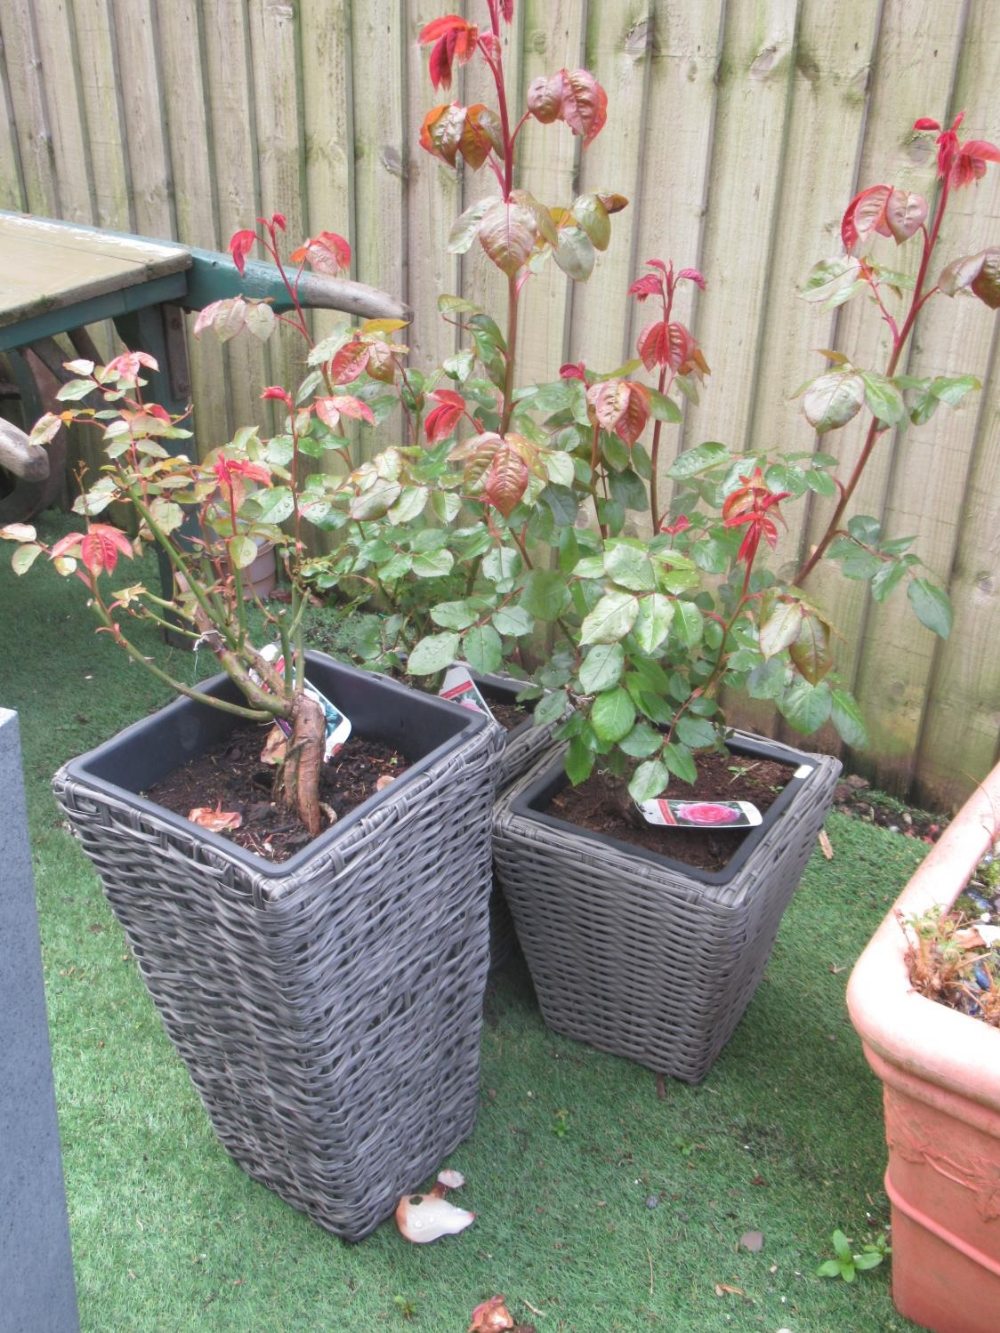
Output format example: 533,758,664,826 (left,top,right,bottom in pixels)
54,706,501,1241
483,679,560,972
492,740,841,1083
